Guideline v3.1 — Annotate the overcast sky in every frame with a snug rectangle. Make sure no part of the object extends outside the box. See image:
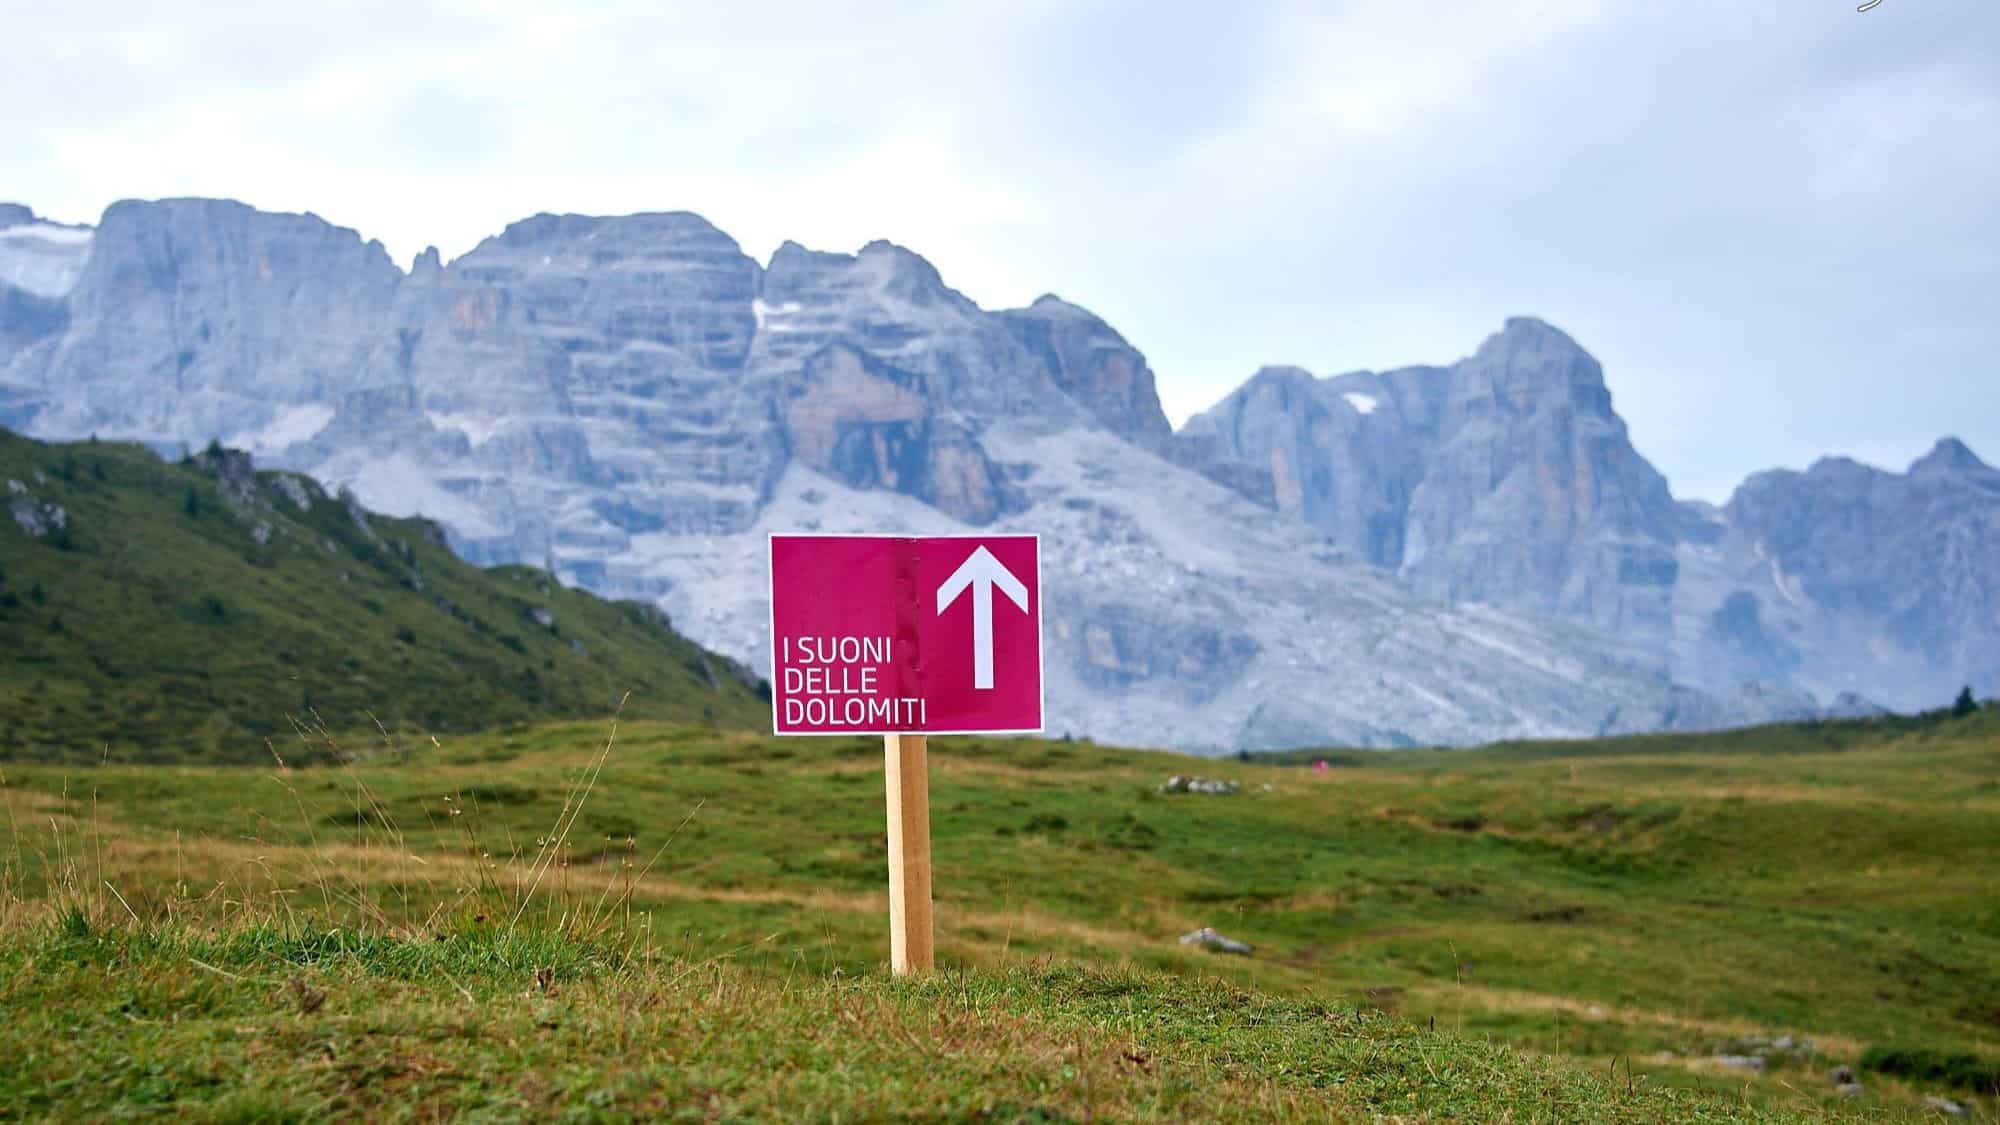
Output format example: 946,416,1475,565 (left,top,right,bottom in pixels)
4,0,1994,500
